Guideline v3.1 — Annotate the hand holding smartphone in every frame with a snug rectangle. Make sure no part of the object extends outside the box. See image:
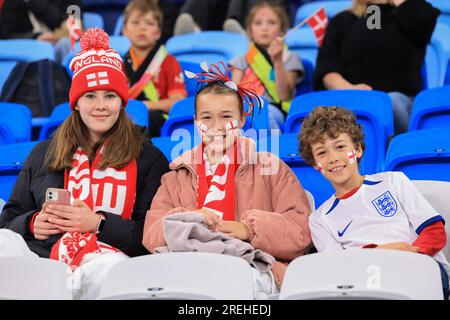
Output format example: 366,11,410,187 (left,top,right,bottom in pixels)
45,188,71,206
